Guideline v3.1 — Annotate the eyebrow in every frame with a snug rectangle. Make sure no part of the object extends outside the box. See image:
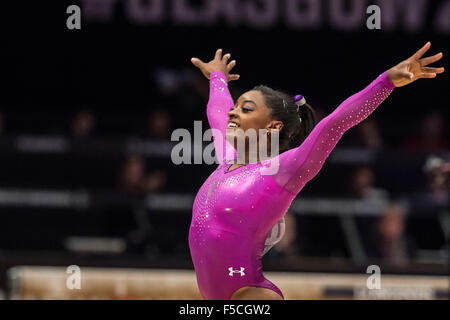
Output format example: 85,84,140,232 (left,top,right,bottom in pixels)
242,100,257,106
